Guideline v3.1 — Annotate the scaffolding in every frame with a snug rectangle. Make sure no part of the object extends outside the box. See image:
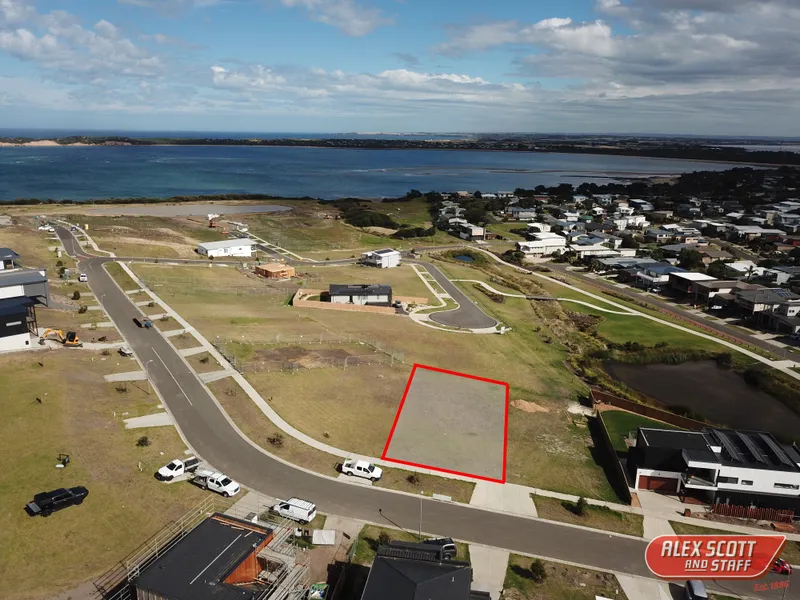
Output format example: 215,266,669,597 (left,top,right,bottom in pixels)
93,496,310,600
